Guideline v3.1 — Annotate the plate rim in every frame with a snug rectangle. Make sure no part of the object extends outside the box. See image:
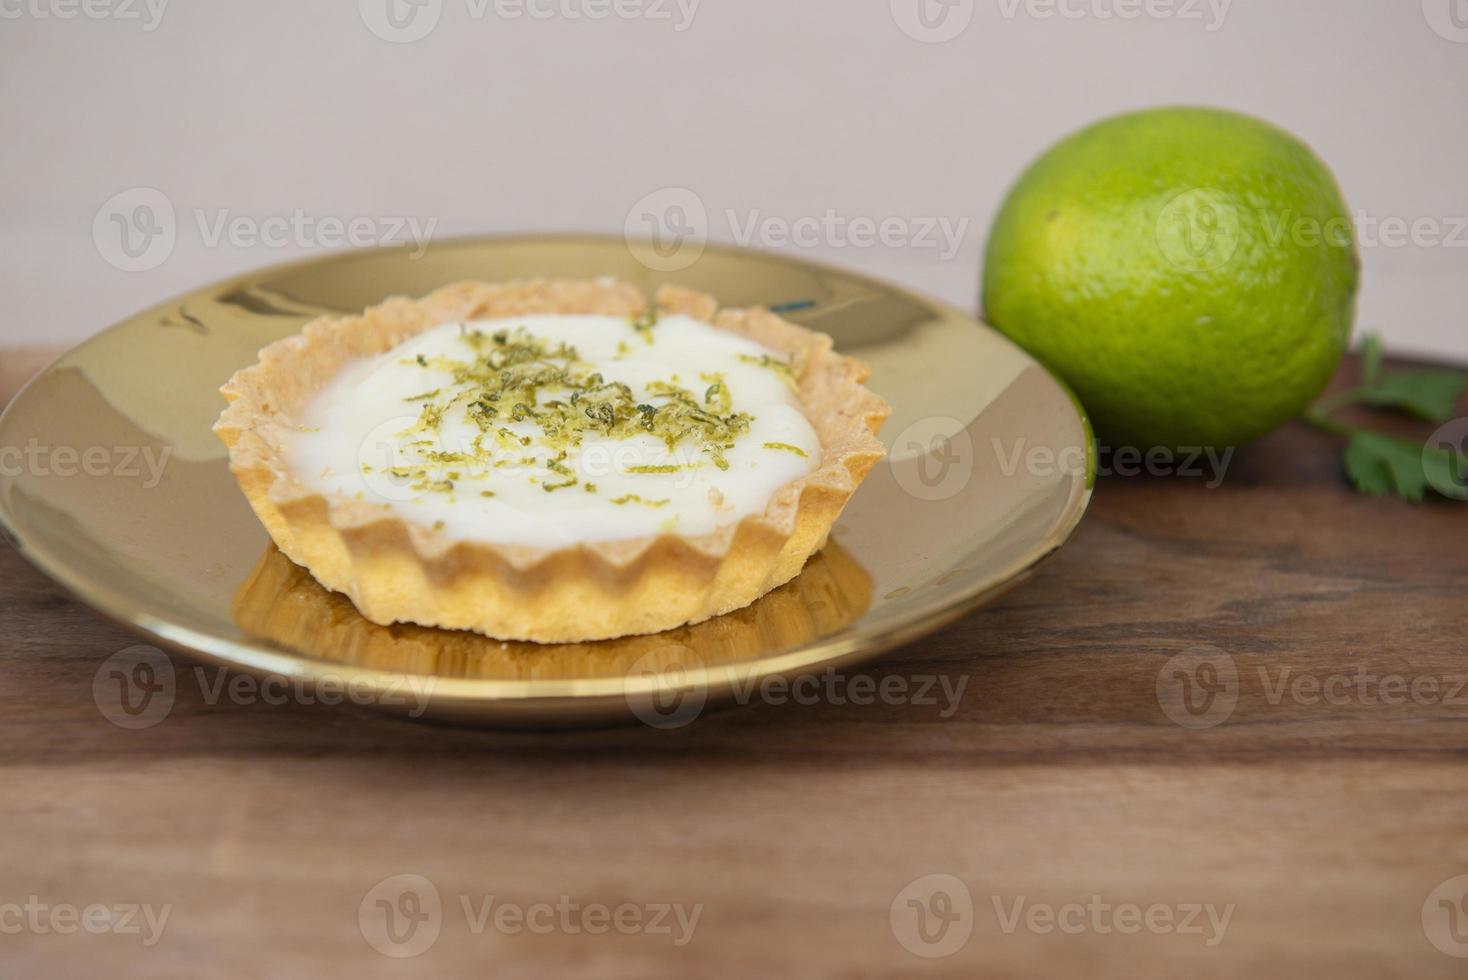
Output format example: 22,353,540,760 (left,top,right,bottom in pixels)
0,235,1095,706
